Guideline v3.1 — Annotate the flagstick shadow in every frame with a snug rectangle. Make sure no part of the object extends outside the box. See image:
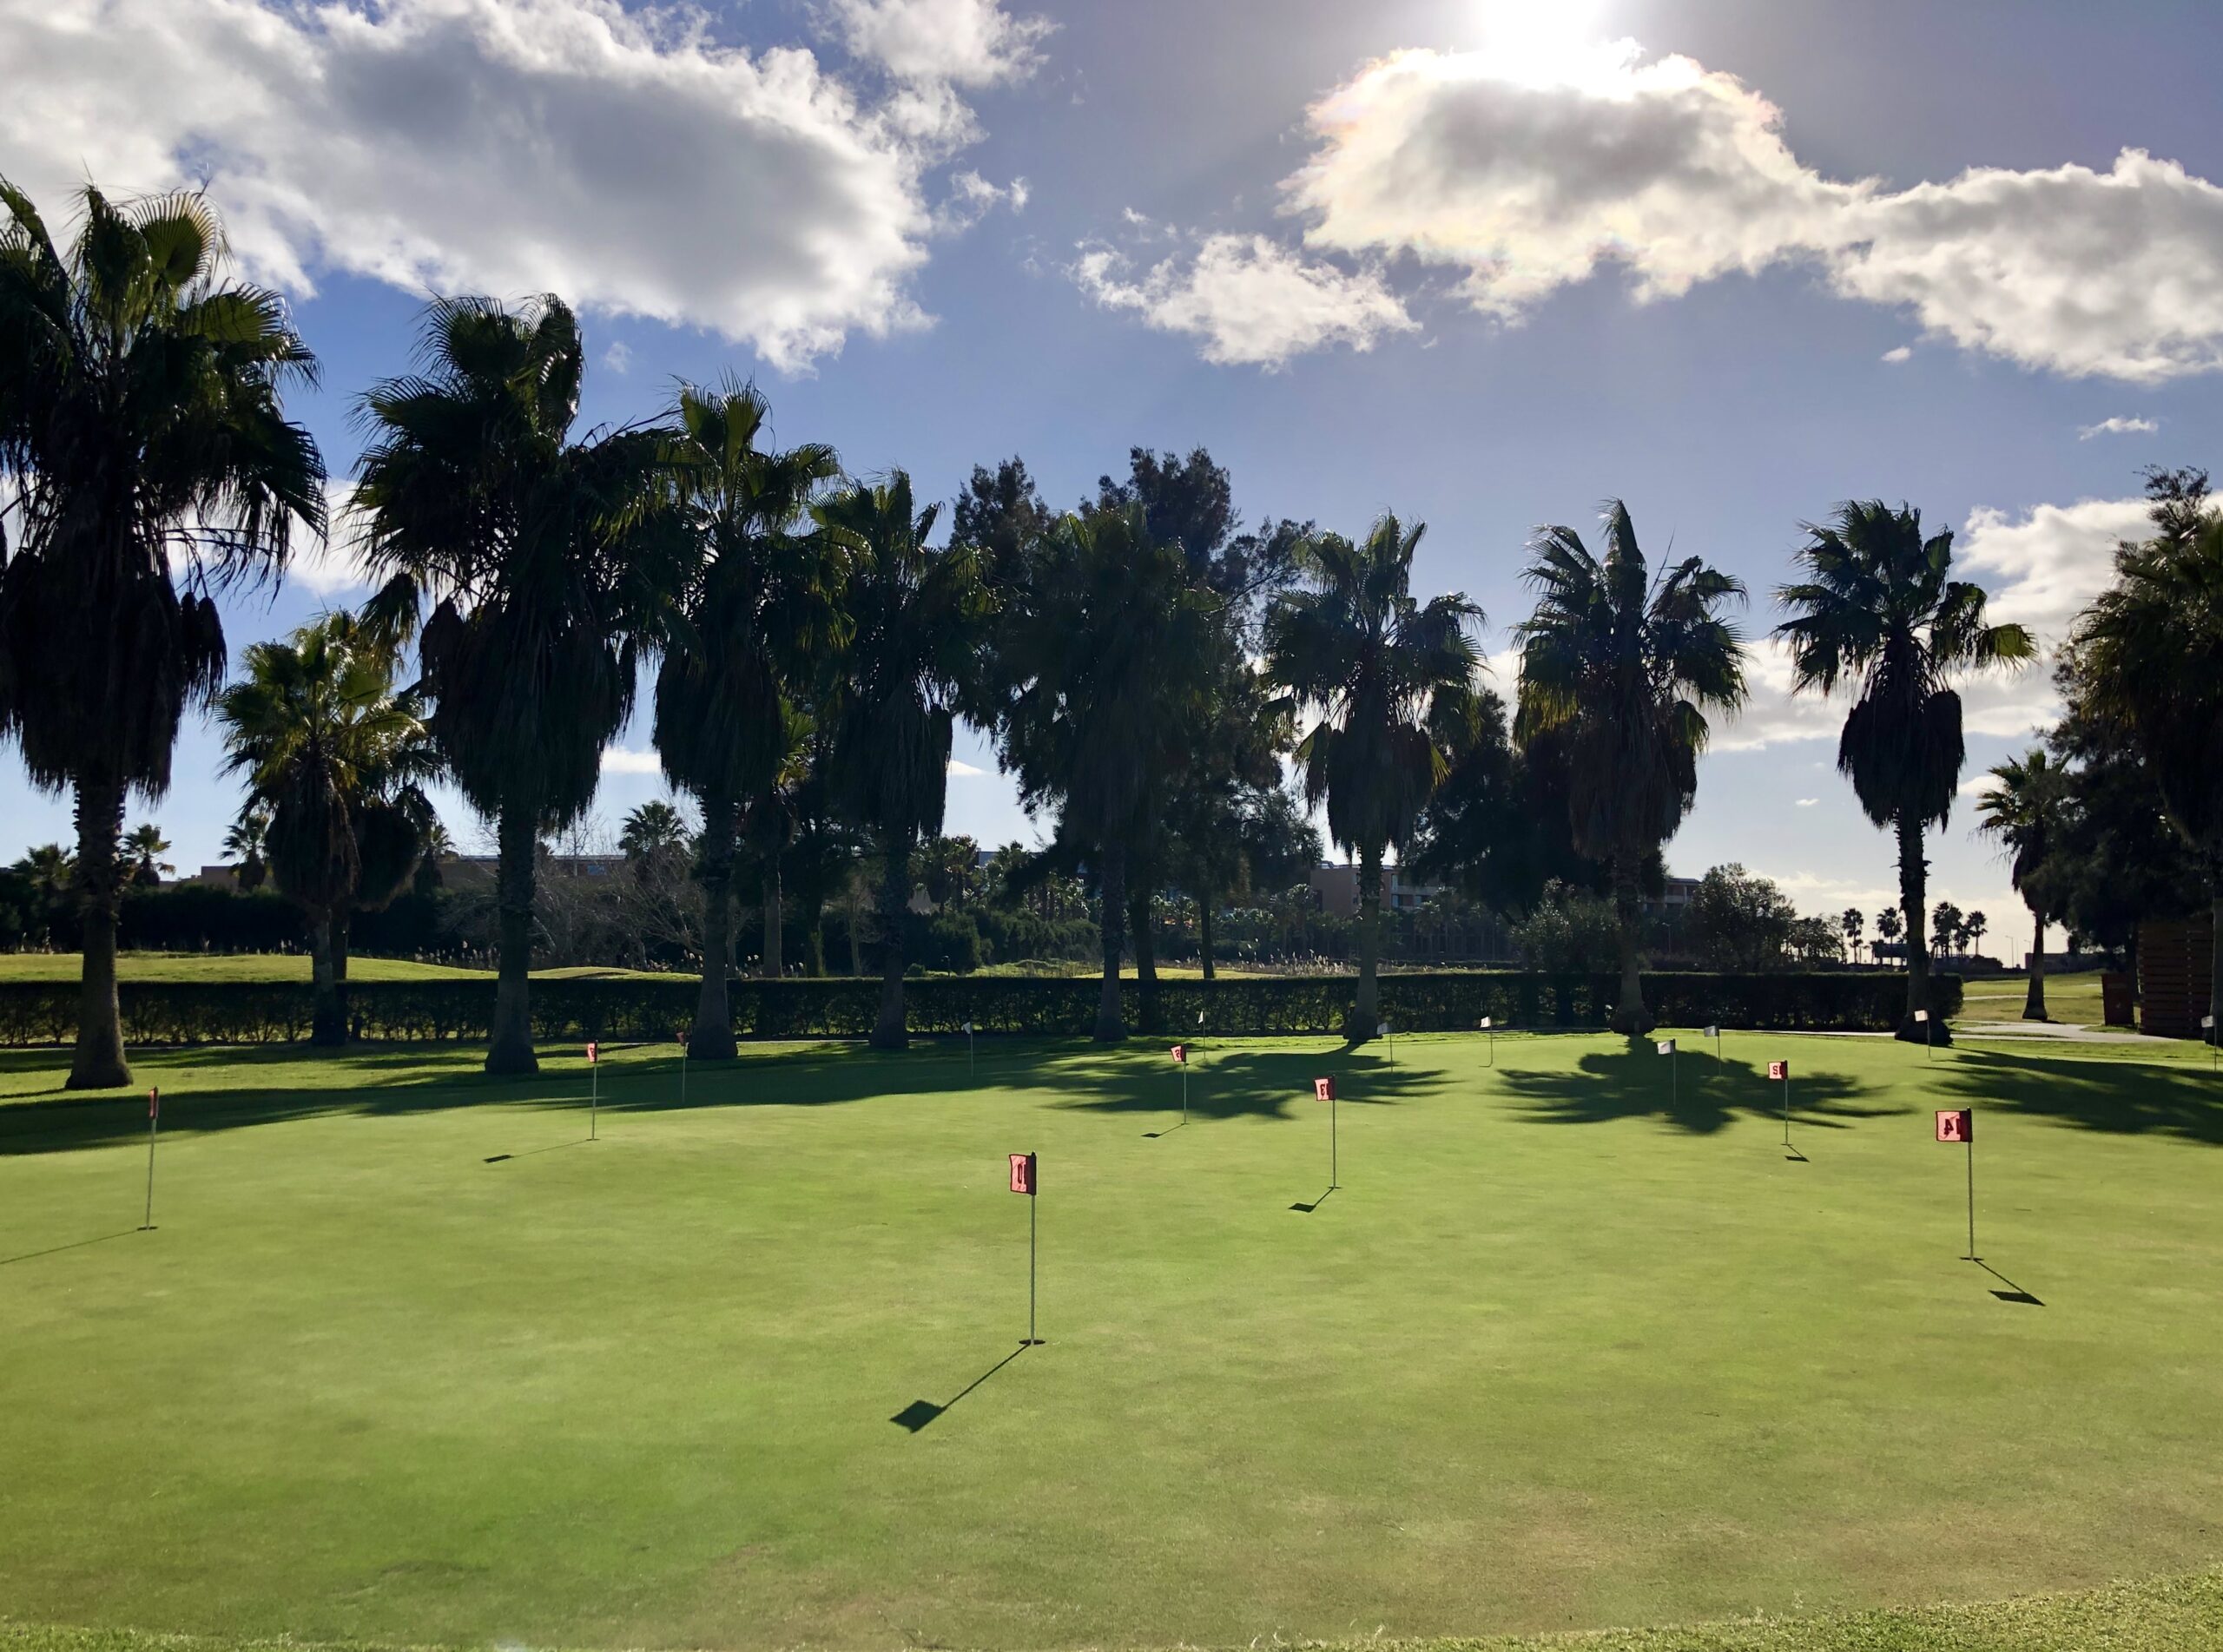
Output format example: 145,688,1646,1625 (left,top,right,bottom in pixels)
890,1342,1033,1432
0,1229,136,1267
483,1137,590,1165
1975,1260,2045,1306
1143,1120,1188,1139
1290,1186,1336,1214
